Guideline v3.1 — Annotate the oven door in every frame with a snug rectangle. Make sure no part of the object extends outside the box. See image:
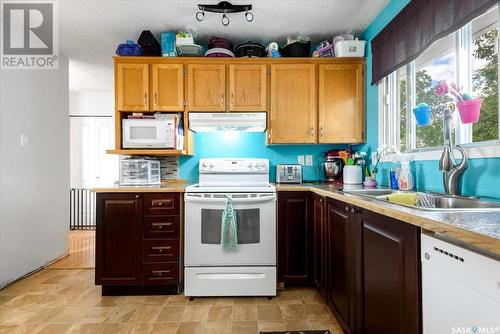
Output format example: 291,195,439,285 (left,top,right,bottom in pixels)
184,192,276,266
